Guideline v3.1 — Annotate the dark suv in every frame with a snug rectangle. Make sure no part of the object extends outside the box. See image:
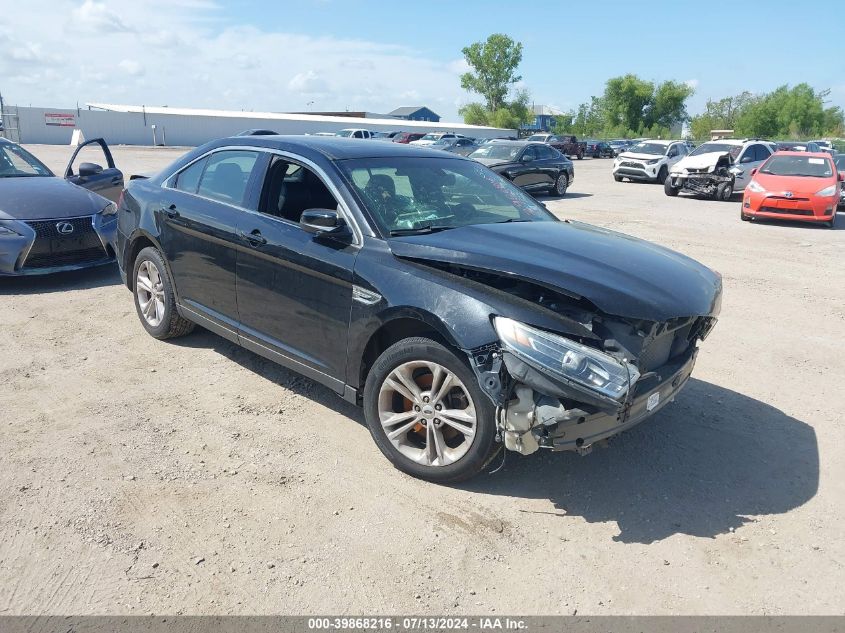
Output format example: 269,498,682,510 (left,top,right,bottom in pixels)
117,137,721,483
